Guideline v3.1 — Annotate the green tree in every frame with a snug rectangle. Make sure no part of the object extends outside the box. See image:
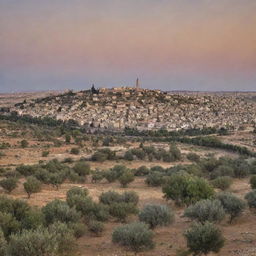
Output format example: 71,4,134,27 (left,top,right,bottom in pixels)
20,140,29,148
0,178,18,194
184,199,225,223
23,177,42,198
162,174,214,206
139,204,174,229
112,222,154,255
217,192,246,223
184,222,224,256
118,171,135,188
0,228,7,256
250,175,256,189
245,190,256,210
